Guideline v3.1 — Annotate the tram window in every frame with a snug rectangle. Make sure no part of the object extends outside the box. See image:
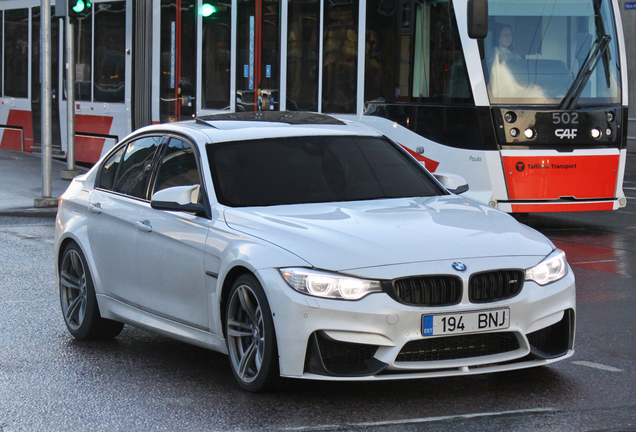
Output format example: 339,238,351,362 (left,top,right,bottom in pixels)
72,9,93,102
287,0,319,111
483,0,621,105
202,2,231,110
364,0,473,105
94,2,126,103
235,0,280,113
0,11,2,97
180,1,197,118
0,10,3,98
160,1,177,120
4,8,29,99
322,0,359,114
160,0,197,121
261,1,281,111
